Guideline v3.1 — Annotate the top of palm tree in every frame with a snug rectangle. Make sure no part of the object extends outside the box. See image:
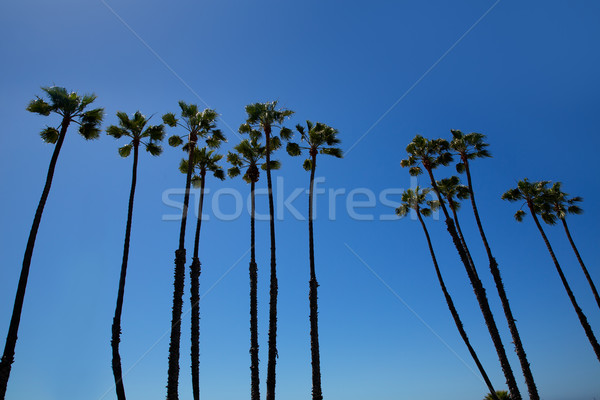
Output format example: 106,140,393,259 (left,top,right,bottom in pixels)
449,129,491,173
286,121,342,170
395,186,439,218
239,101,294,150
106,111,165,157
400,135,453,176
227,137,280,183
436,176,470,211
163,102,226,150
179,147,226,188
27,86,104,143
538,181,583,225
484,390,512,400
501,178,550,222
